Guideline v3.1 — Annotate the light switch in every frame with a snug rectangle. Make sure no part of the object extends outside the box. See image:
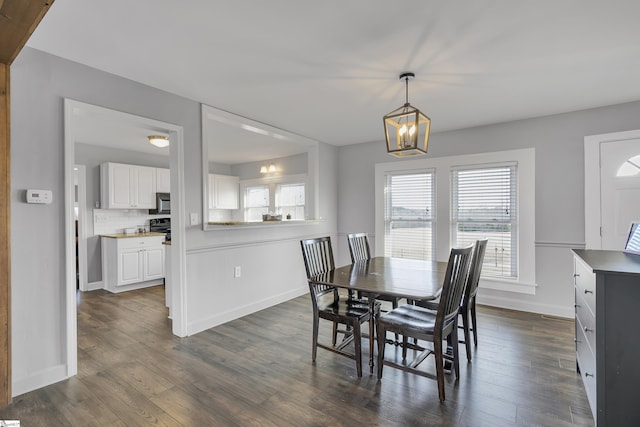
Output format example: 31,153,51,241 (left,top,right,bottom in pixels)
190,212,199,225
